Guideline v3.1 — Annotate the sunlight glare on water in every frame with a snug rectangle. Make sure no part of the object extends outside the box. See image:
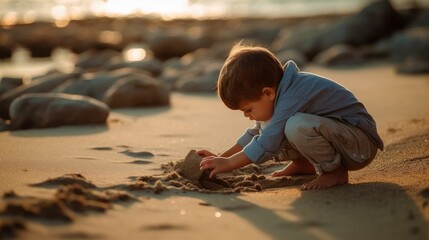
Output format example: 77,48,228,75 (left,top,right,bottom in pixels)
103,0,190,19
2,0,429,24
124,48,147,62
